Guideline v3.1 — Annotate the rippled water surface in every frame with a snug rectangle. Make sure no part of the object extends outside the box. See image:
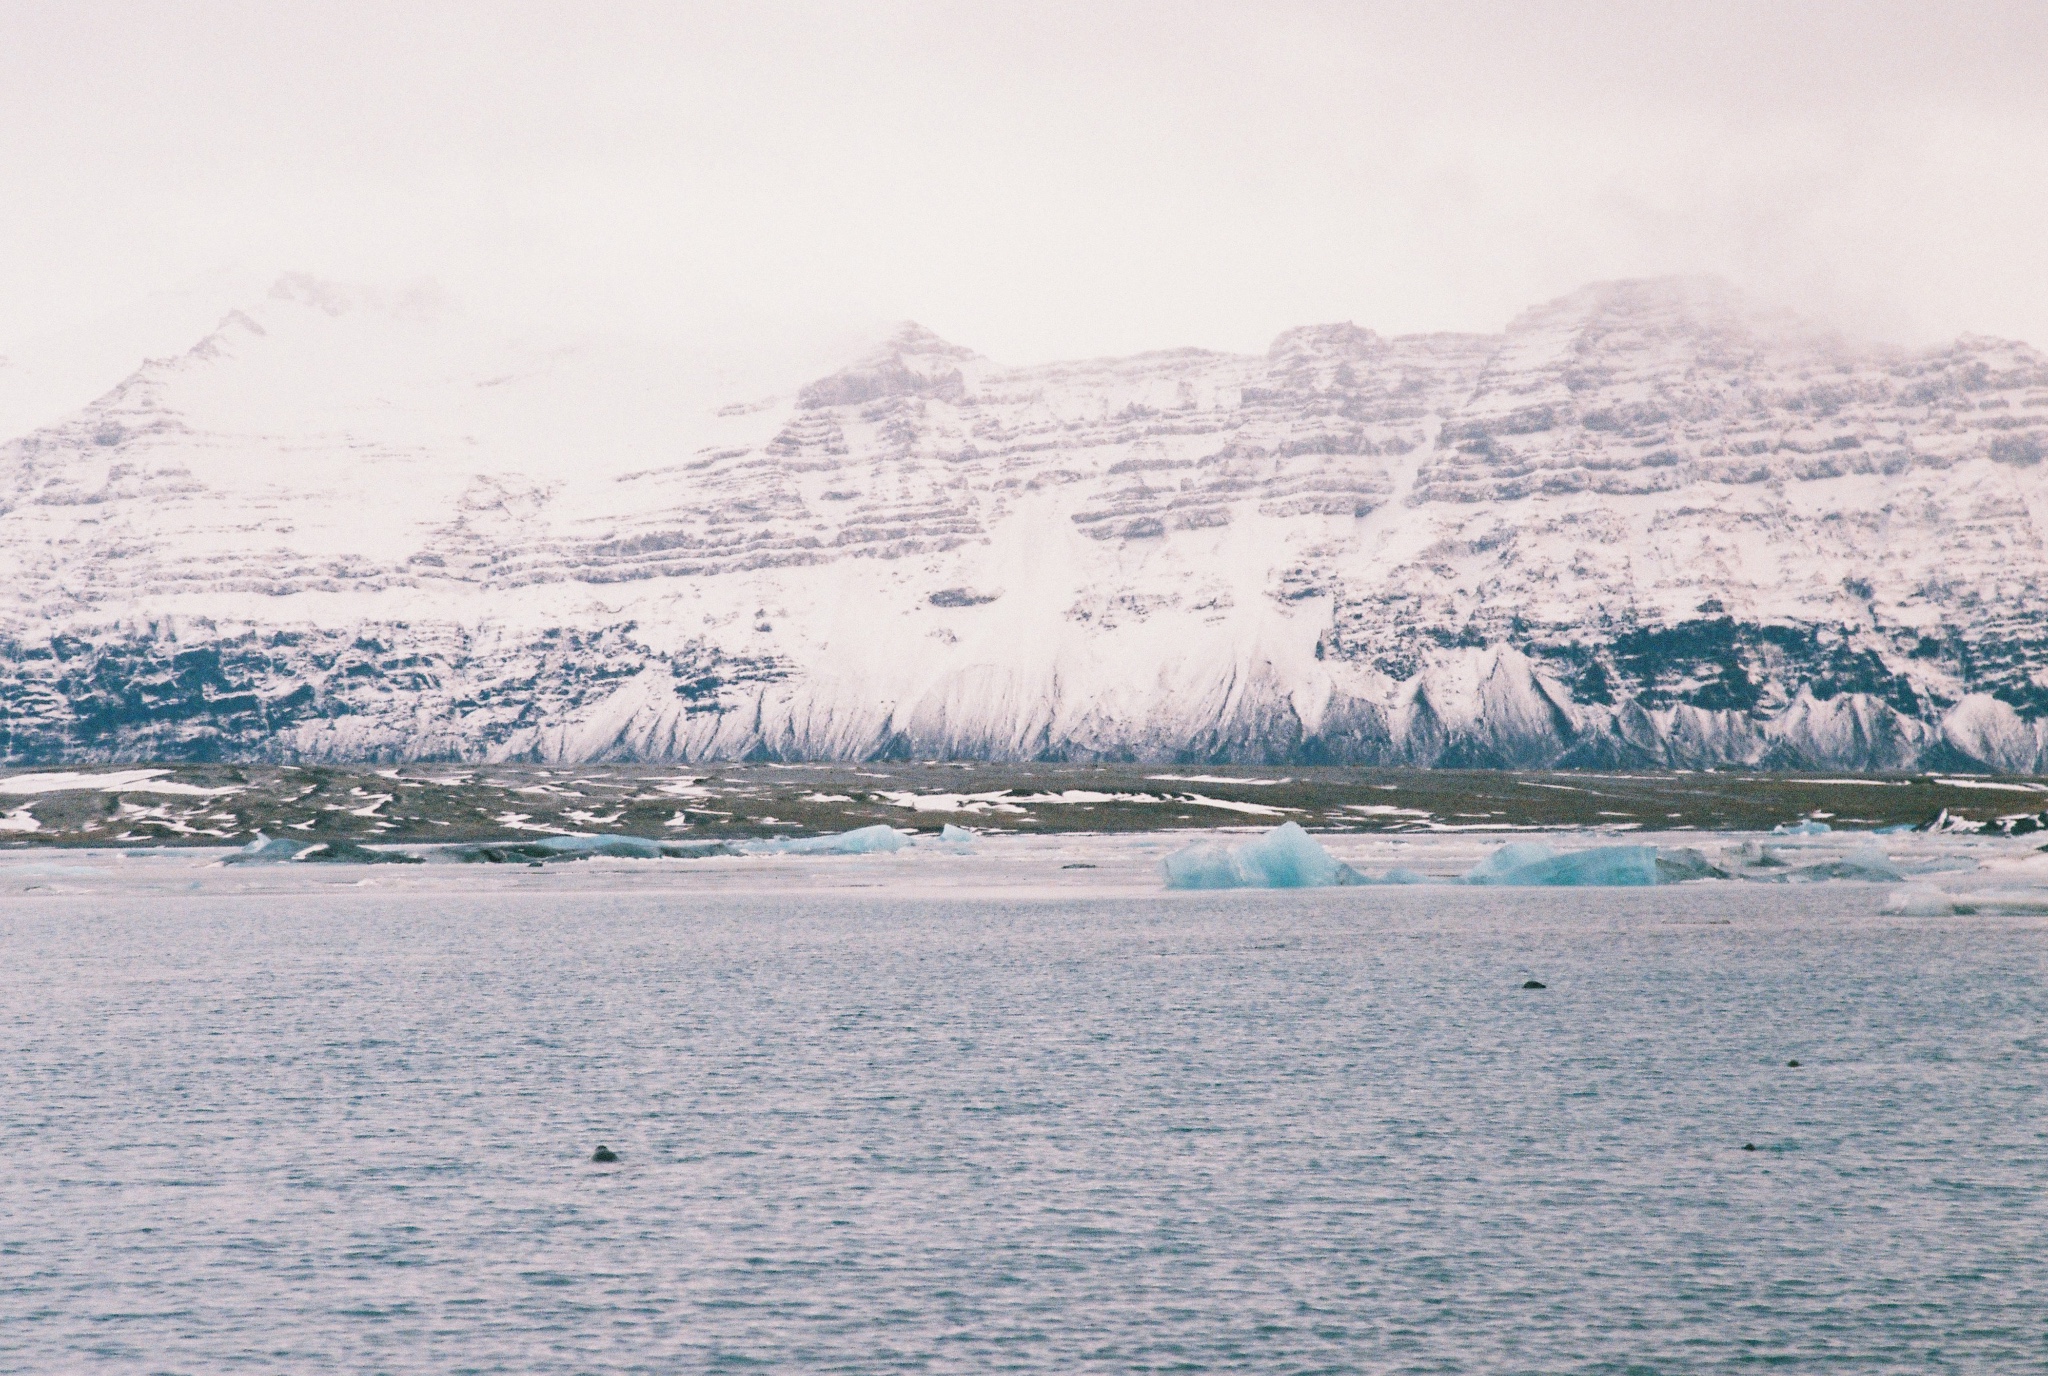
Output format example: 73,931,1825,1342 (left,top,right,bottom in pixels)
4,883,2045,1372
